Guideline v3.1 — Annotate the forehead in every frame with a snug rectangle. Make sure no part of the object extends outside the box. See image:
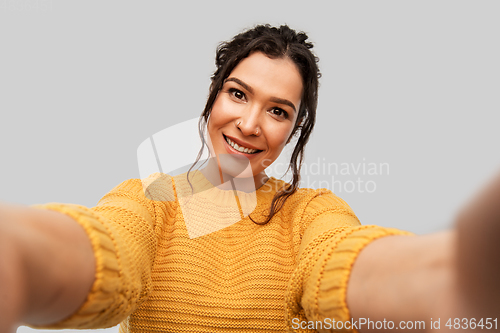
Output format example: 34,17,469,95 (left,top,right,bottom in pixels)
228,52,303,106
